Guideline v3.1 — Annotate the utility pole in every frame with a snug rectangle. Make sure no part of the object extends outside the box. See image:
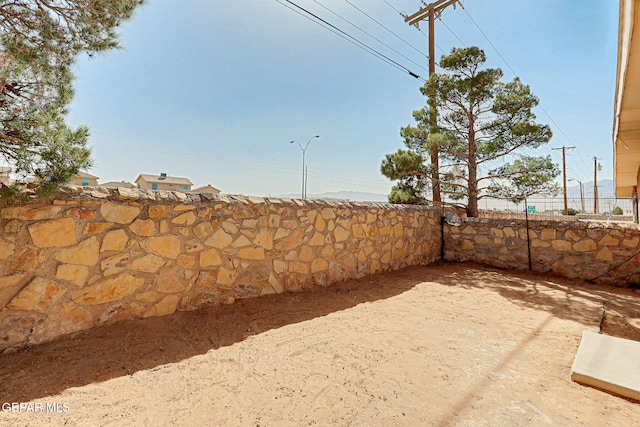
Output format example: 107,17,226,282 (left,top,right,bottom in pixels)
593,156,602,214
404,0,460,207
552,146,575,215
